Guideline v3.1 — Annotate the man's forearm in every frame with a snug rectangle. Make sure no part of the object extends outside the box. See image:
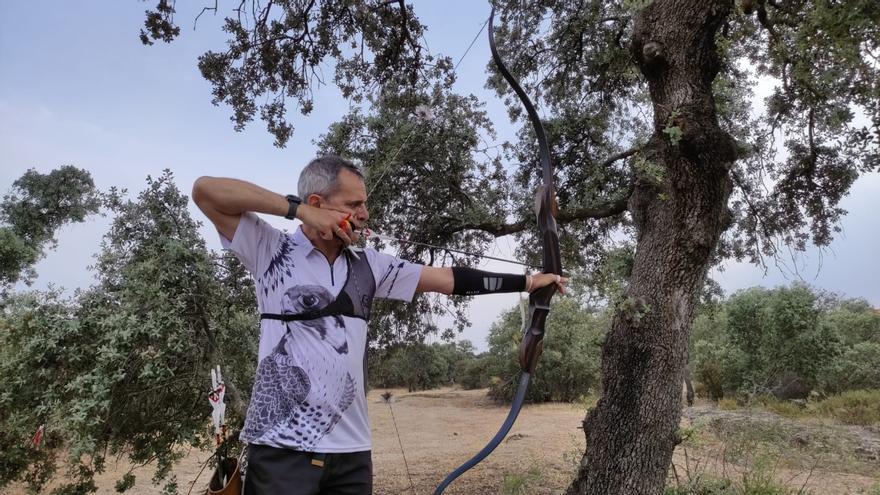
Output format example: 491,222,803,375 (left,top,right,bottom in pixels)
450,266,527,296
192,176,288,217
